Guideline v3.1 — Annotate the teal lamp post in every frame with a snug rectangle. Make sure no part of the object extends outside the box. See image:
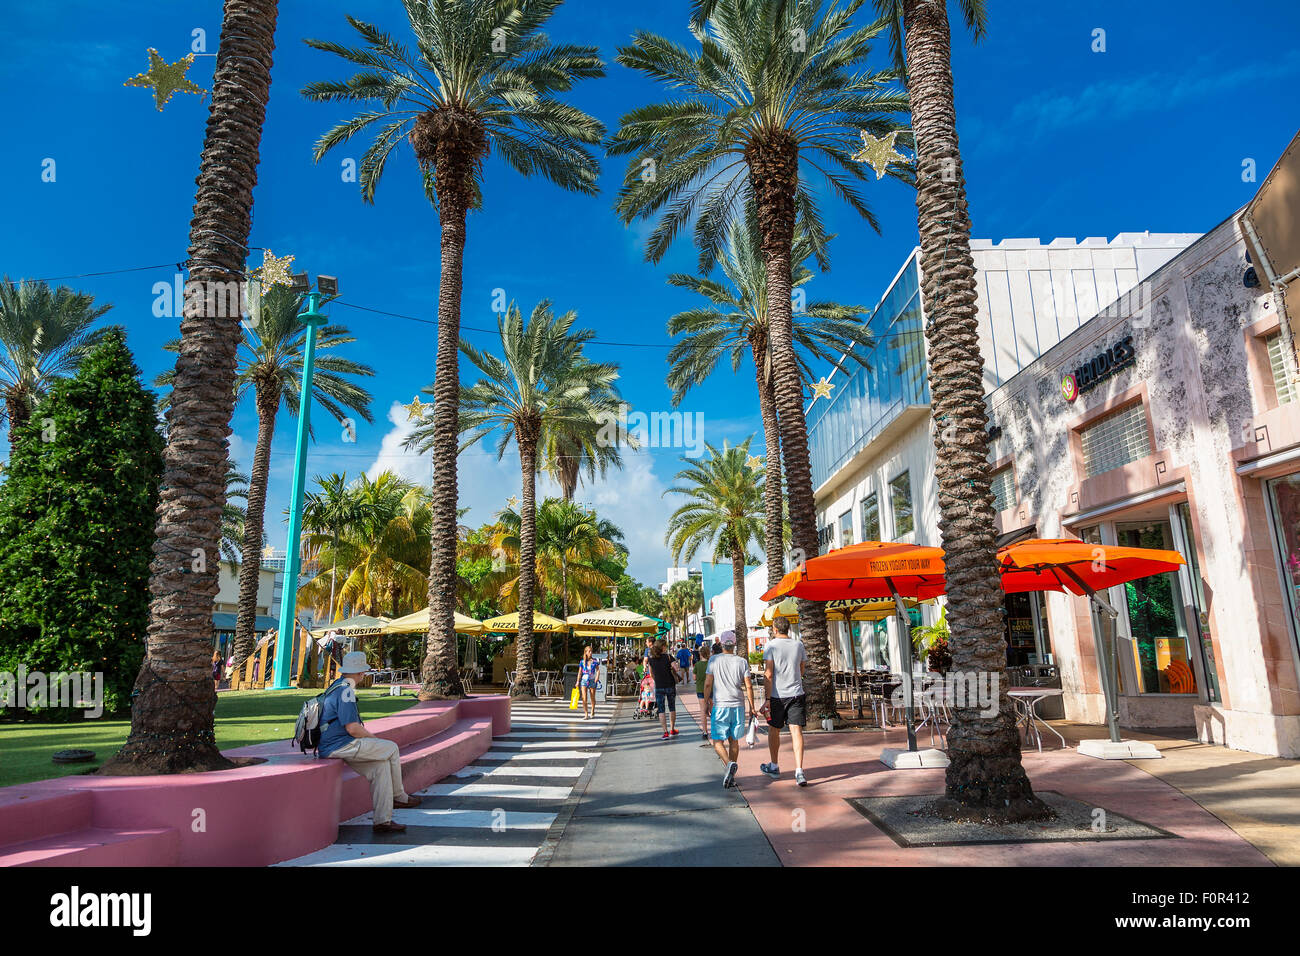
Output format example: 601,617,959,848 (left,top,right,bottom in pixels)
270,273,336,690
